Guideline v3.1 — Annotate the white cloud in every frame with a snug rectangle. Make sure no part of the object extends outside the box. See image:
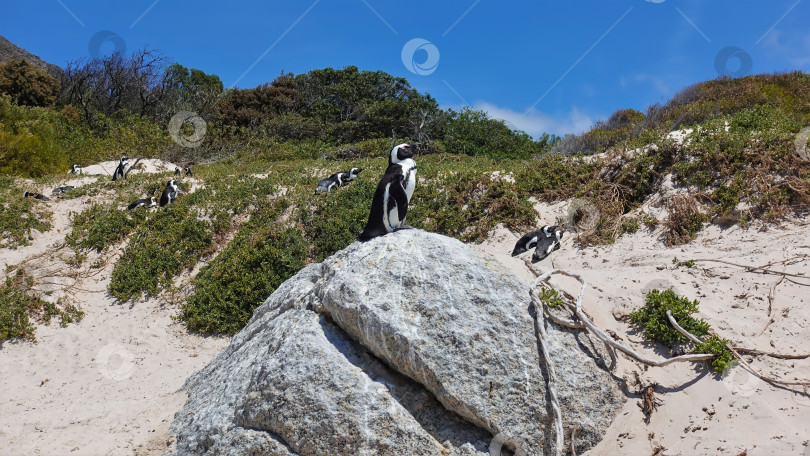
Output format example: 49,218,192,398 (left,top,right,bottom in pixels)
470,102,596,138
